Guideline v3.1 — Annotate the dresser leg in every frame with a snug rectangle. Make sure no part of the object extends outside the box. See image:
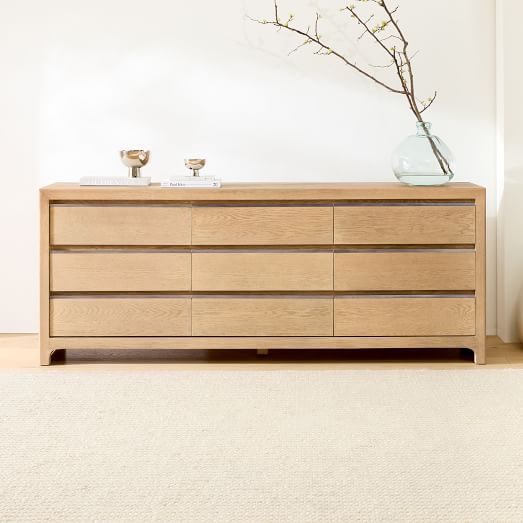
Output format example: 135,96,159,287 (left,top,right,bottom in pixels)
40,349,52,366
473,339,486,365
474,352,486,365
257,349,269,356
